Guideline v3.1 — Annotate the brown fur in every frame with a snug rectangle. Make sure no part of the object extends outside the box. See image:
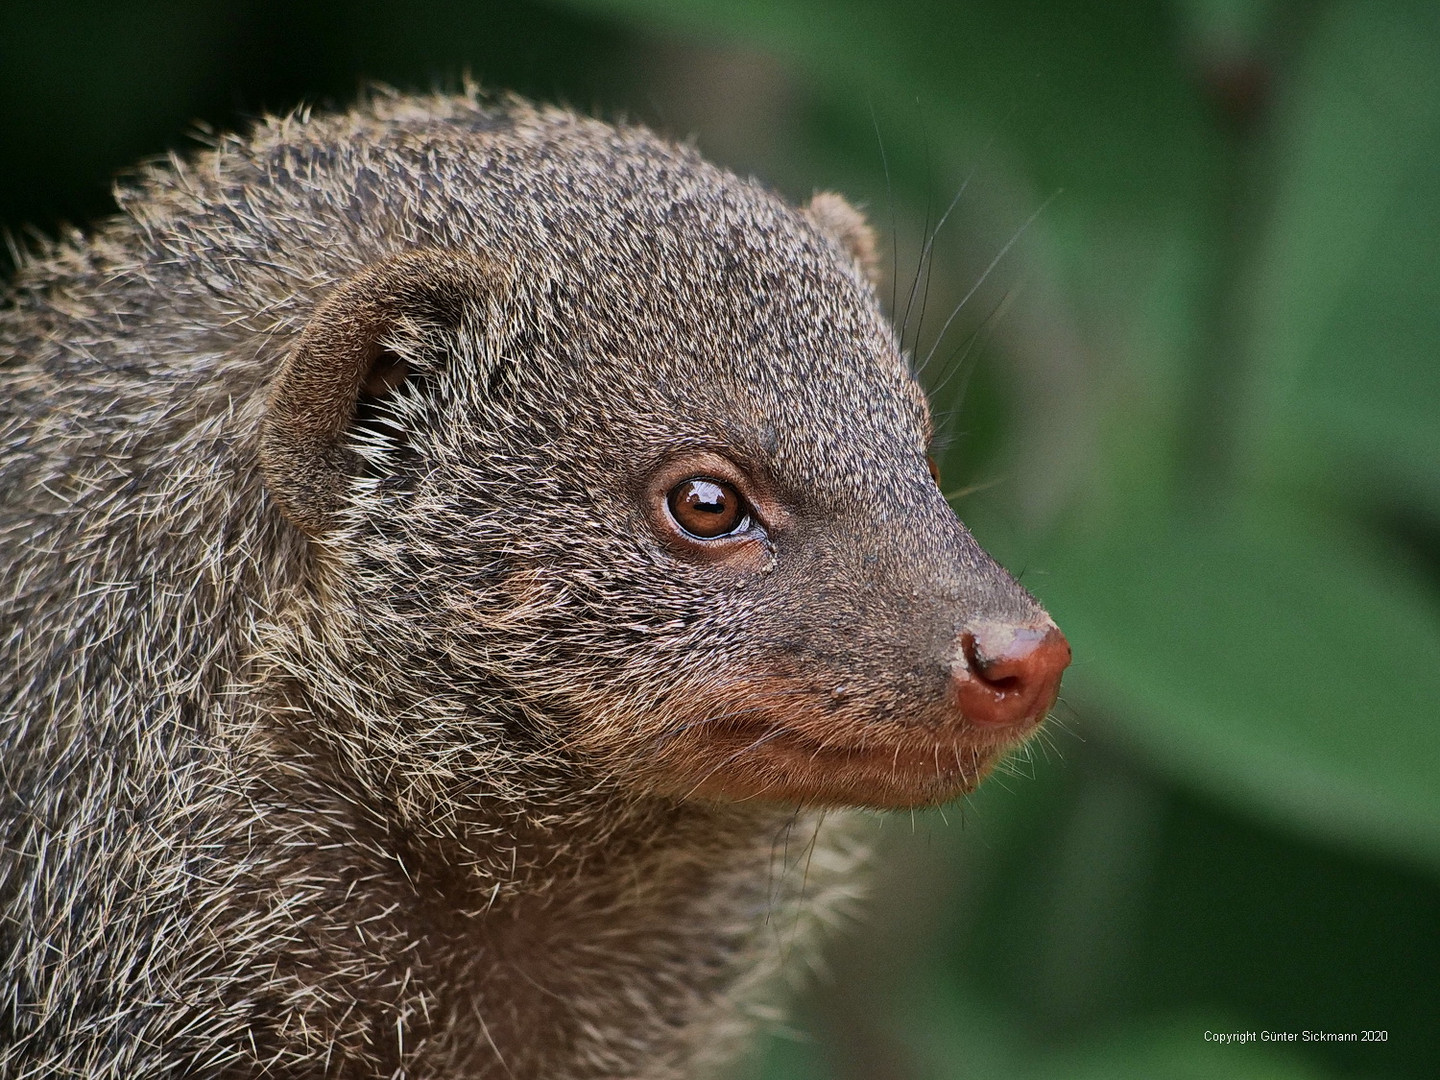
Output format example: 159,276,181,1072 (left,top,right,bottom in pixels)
0,89,1059,1078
